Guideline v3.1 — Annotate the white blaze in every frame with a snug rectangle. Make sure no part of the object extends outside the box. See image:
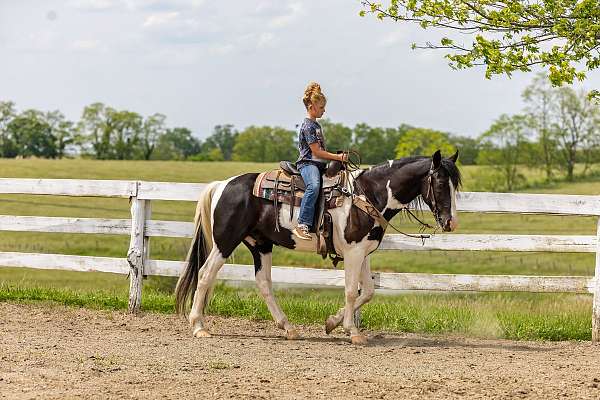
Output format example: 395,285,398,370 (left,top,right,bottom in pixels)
449,180,457,219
